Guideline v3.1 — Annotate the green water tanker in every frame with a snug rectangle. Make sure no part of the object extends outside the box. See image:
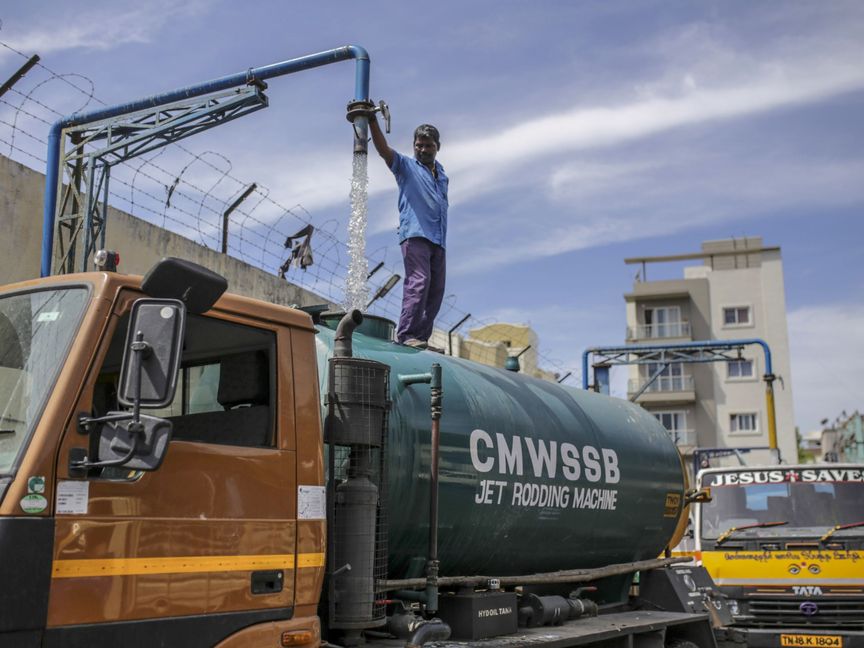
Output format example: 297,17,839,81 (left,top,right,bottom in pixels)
315,315,688,581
